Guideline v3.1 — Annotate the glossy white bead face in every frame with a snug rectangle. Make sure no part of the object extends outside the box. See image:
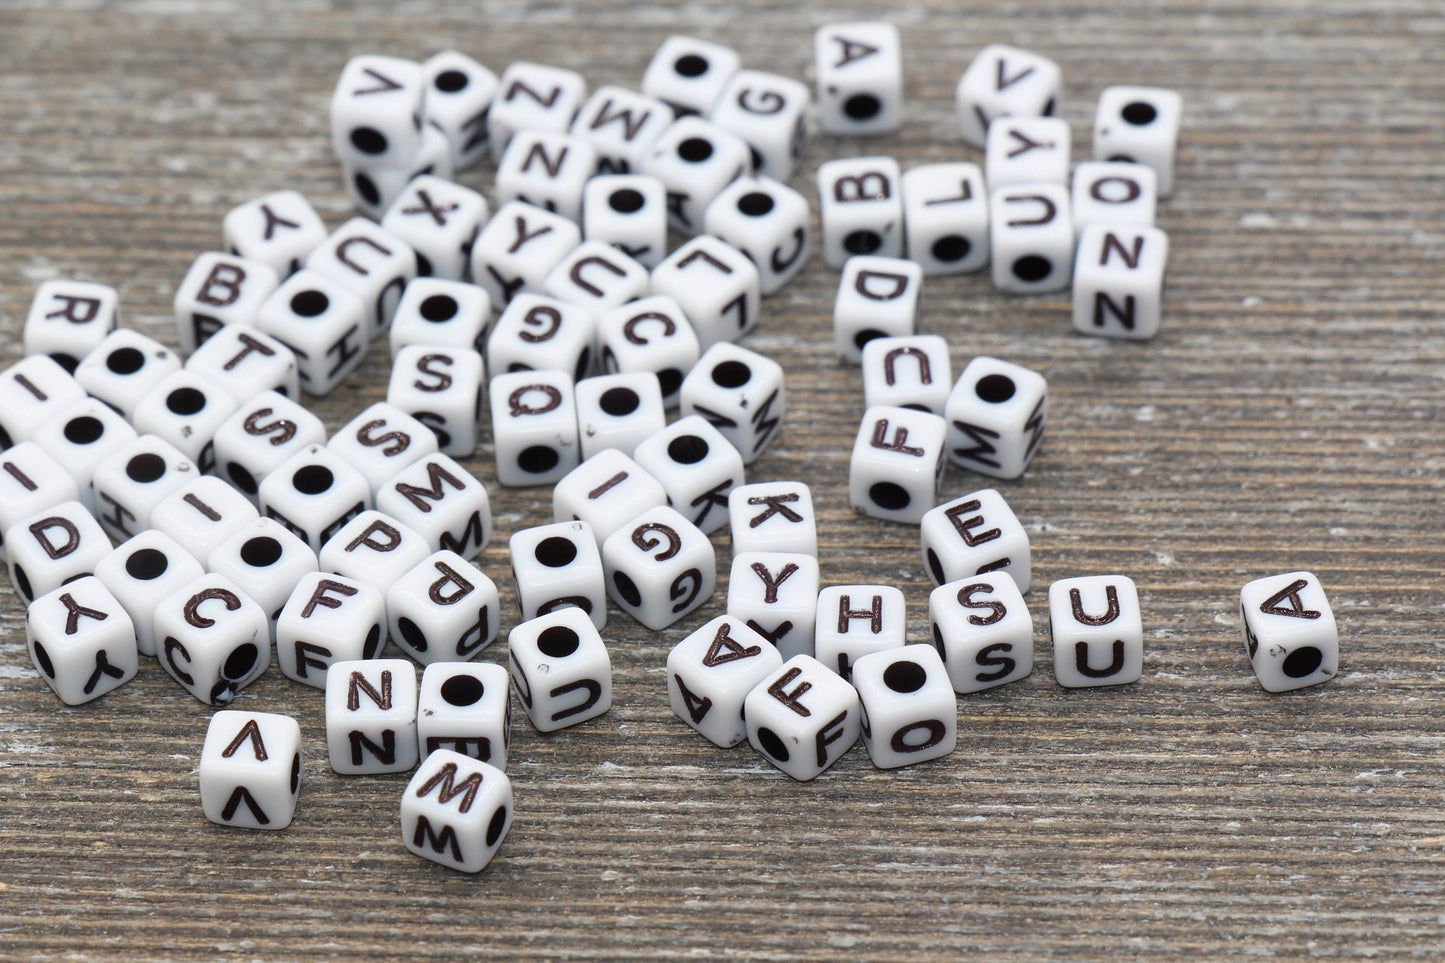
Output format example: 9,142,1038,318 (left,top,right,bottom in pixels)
543,241,650,315
258,444,371,554
421,50,500,171
0,442,81,560
149,476,260,564
833,256,922,363
1072,223,1170,341
919,488,1032,593
679,341,785,464
212,391,327,505
709,69,811,182
988,182,1074,294
601,504,716,631
641,116,751,235
344,125,456,223
703,176,813,294
944,356,1048,481
386,344,486,458
1094,85,1183,197
928,575,1033,694
401,750,513,873
172,252,281,354
200,710,302,830
319,510,432,595
222,190,328,279
324,659,420,775
643,36,741,117
154,573,272,705
1048,575,1144,688
813,21,903,135
24,280,118,373
631,415,746,535
817,156,904,269
469,201,583,310
489,369,580,487
813,584,907,681
597,296,701,408
1240,571,1338,693
90,435,199,543
985,116,1071,189
860,335,951,416
130,371,239,473
25,576,137,705
93,531,204,658
955,43,1062,149
375,453,491,560
205,518,320,639
509,519,607,630
574,372,668,460
848,405,948,525
487,62,588,156
650,236,760,351
184,323,299,404
900,162,990,276
726,552,820,661
30,400,136,516
0,355,88,447
581,174,668,268
389,278,491,360
507,607,612,733
744,654,862,781
387,550,499,664
6,501,111,605
305,218,418,340
494,130,598,224
570,86,675,174
1071,161,1157,239
853,644,957,769
381,175,490,281
552,448,667,547
417,662,511,768
727,481,817,557
275,572,386,688
488,293,596,384
330,54,426,169
253,270,368,397
667,615,782,747
72,330,180,421
327,402,439,499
